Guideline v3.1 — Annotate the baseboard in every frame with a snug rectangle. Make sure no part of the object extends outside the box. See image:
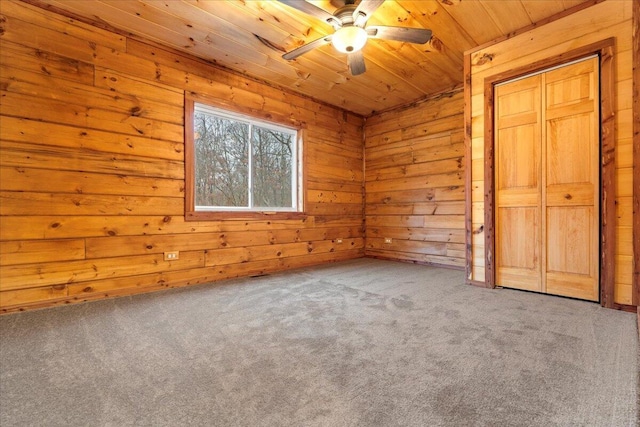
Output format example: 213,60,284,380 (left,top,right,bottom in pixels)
466,279,492,288
611,303,638,313
364,255,465,271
